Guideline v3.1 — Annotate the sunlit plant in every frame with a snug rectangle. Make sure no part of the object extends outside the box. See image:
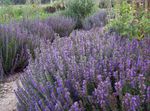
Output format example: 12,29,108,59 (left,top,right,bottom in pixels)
16,28,150,111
